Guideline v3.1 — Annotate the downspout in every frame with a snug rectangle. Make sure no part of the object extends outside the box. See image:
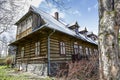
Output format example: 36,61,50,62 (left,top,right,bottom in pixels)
47,29,55,76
